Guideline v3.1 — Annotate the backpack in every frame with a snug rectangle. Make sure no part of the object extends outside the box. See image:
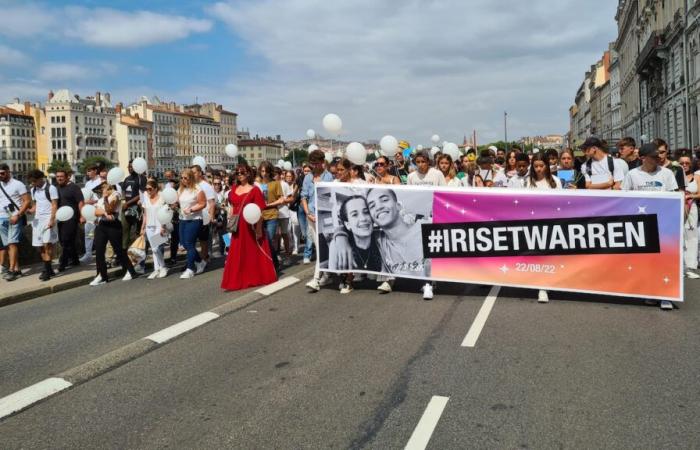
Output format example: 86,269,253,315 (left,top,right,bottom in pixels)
32,183,54,202
585,155,615,177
